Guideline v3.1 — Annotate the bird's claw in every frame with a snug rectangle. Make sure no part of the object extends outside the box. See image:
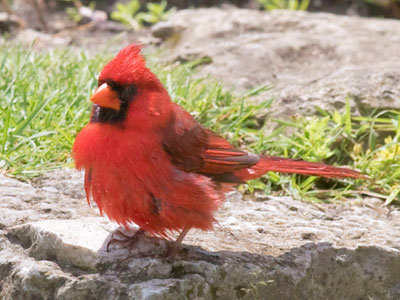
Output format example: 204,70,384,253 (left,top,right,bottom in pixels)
106,228,145,252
